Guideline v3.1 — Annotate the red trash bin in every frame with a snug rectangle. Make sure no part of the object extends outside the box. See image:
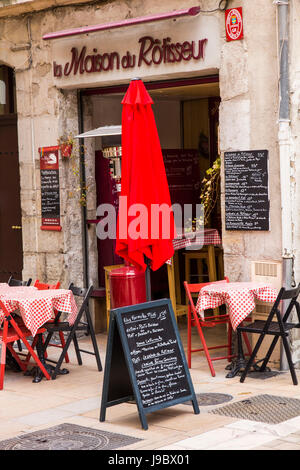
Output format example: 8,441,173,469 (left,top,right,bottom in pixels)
109,265,147,309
